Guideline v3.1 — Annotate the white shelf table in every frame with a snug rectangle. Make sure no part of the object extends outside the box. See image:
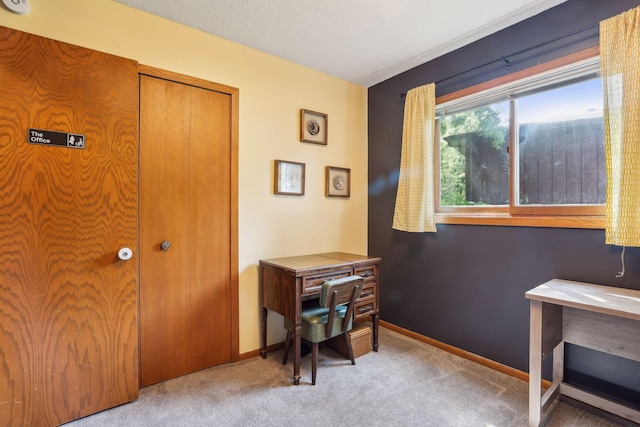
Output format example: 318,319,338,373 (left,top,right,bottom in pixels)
526,279,640,426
